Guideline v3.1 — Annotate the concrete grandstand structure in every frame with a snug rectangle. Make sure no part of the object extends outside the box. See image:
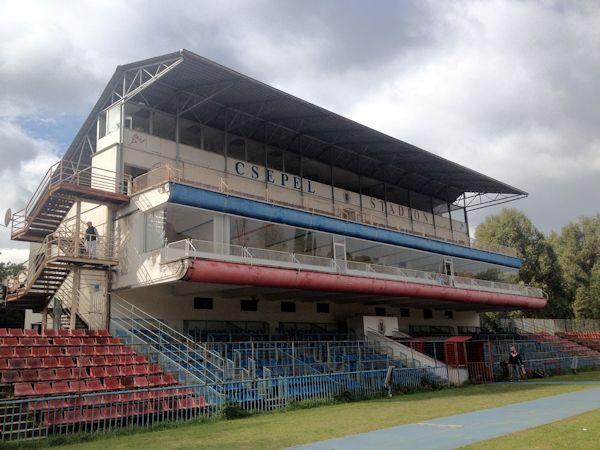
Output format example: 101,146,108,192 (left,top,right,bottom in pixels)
0,49,565,440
